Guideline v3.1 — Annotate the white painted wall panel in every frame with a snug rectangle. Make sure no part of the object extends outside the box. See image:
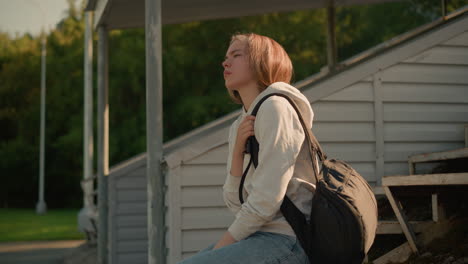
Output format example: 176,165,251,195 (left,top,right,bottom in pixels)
116,202,146,215
185,144,228,164
182,229,225,252
403,46,468,65
117,227,147,240
181,186,224,207
116,176,146,189
319,142,375,162
442,30,468,46
380,39,468,179
182,207,234,229
108,163,150,264
381,63,468,84
346,162,376,182
117,253,147,264
320,81,374,102
384,161,442,176
312,101,374,122
313,122,375,142
116,215,146,227
384,122,466,142
383,102,468,122
117,240,147,253
180,164,226,187
384,142,464,163
382,83,468,103
117,189,147,202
